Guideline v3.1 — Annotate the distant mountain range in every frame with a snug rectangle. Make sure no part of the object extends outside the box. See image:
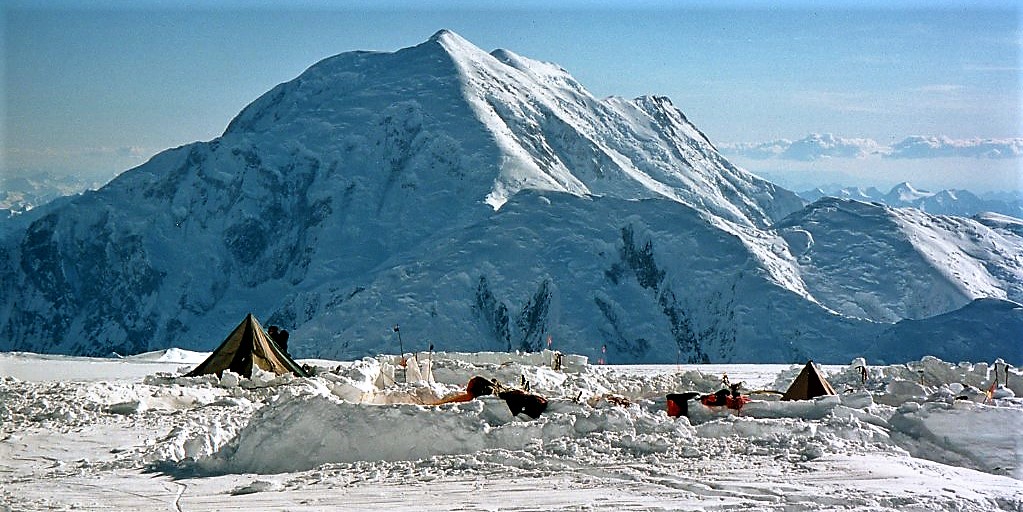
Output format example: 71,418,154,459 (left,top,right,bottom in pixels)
798,182,1022,218
12,173,1017,224
1,170,114,219
2,31,1019,364
721,133,1023,161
